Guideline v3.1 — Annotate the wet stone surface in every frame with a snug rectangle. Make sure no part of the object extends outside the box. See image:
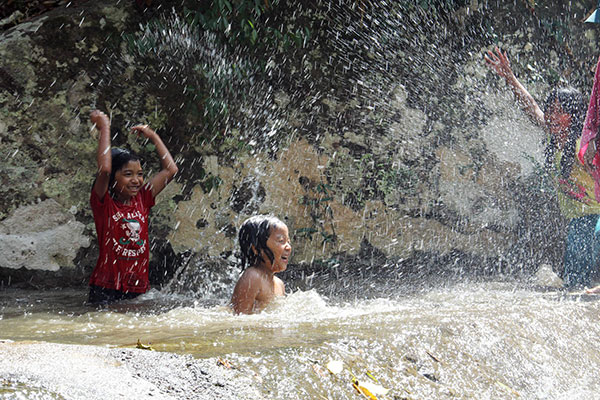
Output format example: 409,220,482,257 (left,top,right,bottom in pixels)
0,340,260,400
